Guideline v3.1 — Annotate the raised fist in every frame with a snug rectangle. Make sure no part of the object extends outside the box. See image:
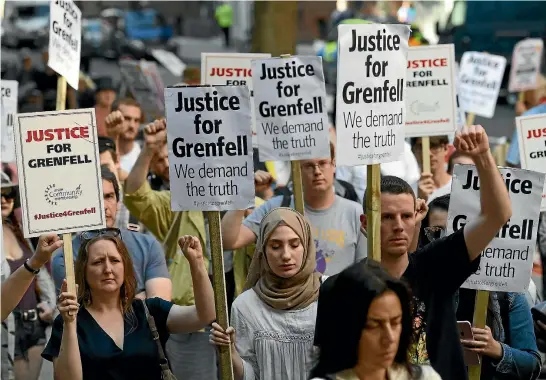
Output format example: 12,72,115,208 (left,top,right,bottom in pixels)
104,110,124,138
454,125,490,158
144,118,167,153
